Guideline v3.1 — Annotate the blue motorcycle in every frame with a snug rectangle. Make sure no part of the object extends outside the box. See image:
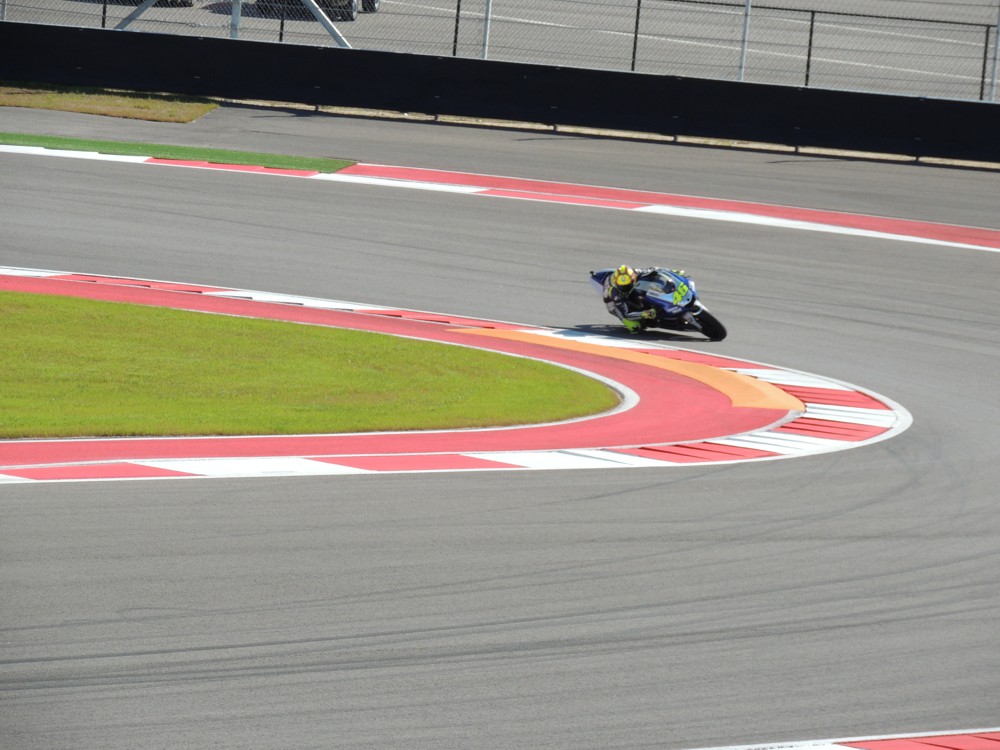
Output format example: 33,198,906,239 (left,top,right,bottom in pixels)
589,267,727,341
